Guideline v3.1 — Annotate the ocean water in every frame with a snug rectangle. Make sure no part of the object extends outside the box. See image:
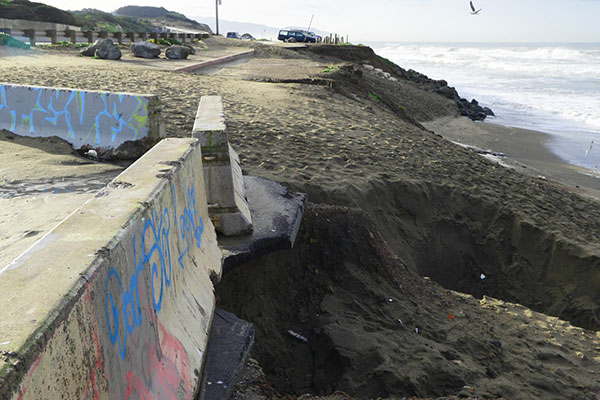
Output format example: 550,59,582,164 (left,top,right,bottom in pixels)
374,42,600,170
